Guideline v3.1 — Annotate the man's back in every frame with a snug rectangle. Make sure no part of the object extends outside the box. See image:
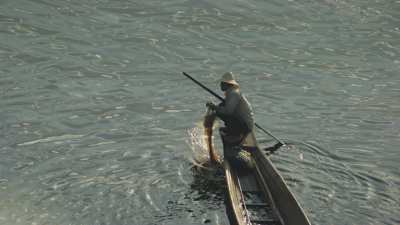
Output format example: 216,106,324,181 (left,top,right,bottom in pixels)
217,87,254,133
